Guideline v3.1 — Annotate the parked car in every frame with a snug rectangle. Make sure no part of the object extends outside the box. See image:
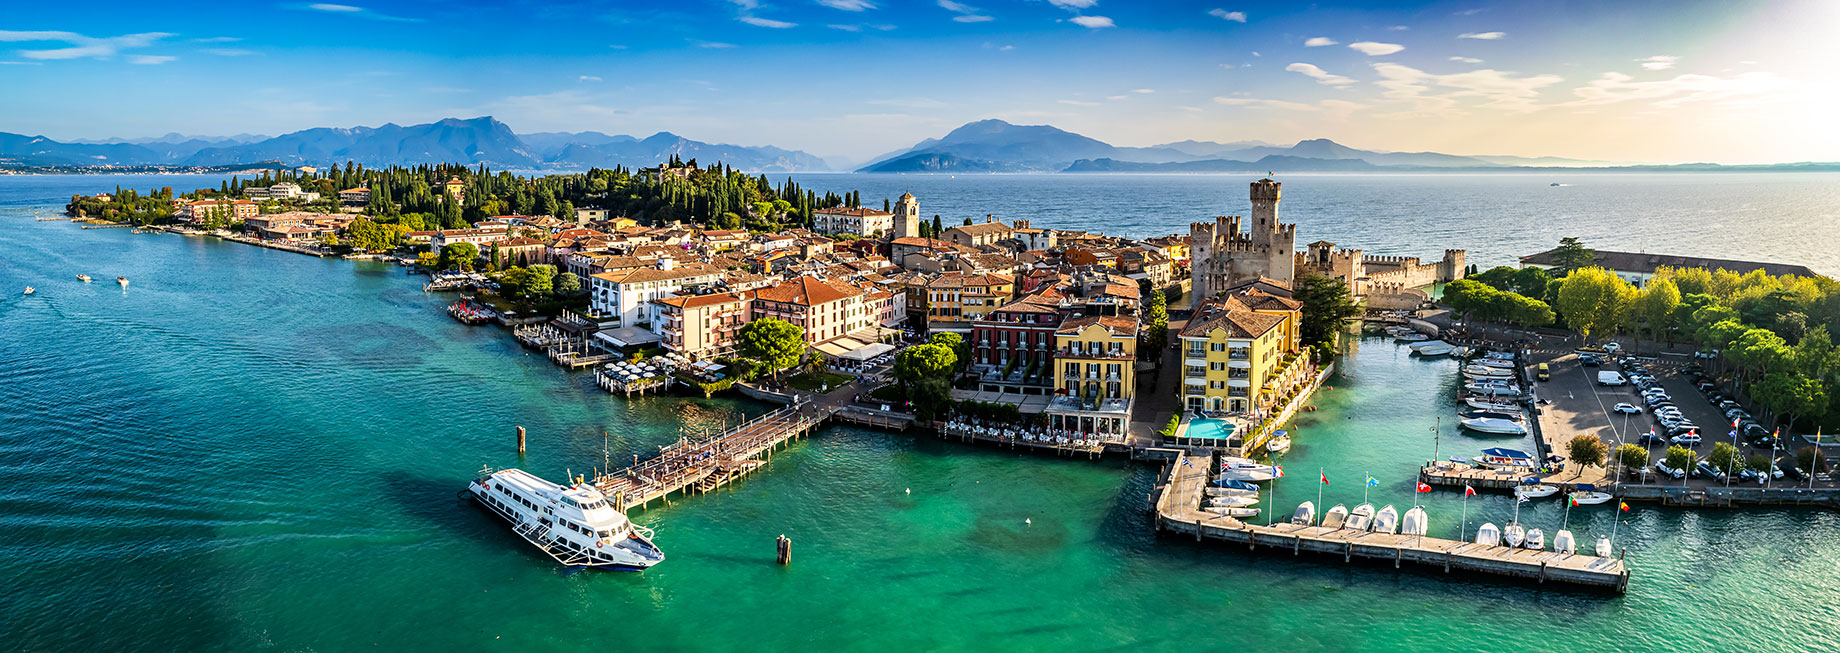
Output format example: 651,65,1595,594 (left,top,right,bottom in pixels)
1581,355,1603,367
1638,432,1668,446
1613,403,1644,414
1655,461,1688,478
1672,432,1703,446
1695,460,1728,481
1667,425,1700,439
1779,461,1805,481
1742,423,1771,440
